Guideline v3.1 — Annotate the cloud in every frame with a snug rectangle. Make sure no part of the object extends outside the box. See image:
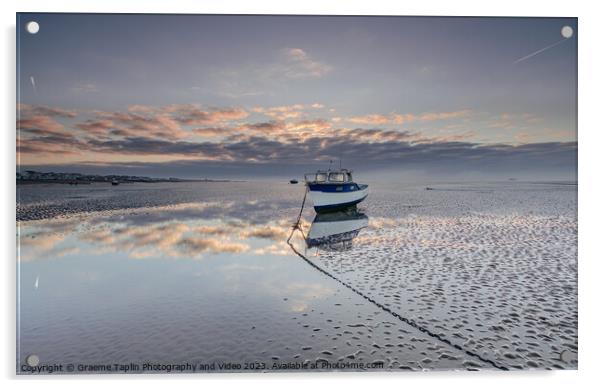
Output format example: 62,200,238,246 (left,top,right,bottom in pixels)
18,219,82,262
239,224,289,241
416,130,477,143
17,136,84,155
235,117,332,138
19,233,66,252
252,242,292,256
18,104,77,118
79,211,288,260
24,139,575,180
16,109,87,156
192,127,233,137
253,104,304,120
252,103,324,120
86,137,224,158
286,119,331,132
514,131,535,143
344,128,415,142
17,104,78,145
44,130,575,177
75,119,115,137
280,48,332,78
17,111,88,157
348,110,472,126
238,120,286,134
69,104,250,142
19,202,299,263
487,113,542,131
79,221,250,260
178,237,249,256
348,114,390,125
17,116,70,137
96,110,187,139
403,110,472,123
16,103,575,178
127,105,156,113
171,105,249,126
